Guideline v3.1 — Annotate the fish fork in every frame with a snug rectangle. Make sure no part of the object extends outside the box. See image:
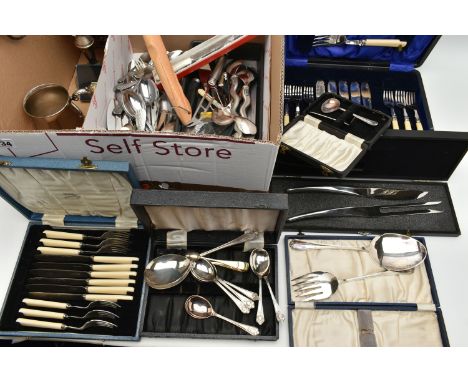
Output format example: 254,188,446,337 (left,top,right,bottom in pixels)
39,238,129,255
23,298,121,311
383,90,399,130
406,91,423,131
395,90,412,130
19,308,119,322
17,317,117,331
43,230,130,244
312,35,407,49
